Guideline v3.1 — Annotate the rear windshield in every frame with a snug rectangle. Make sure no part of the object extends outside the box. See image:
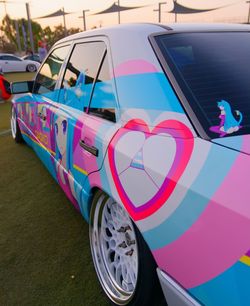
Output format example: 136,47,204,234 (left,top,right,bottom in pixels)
155,32,250,138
